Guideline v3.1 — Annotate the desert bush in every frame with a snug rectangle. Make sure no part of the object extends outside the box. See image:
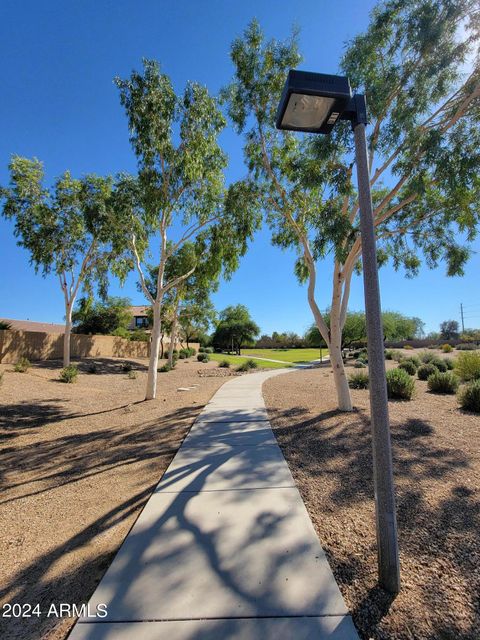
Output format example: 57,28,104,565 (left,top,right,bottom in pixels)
454,351,480,382
158,363,172,372
197,353,210,363
127,369,137,379
417,363,438,380
427,371,459,394
245,359,258,369
384,350,394,360
441,344,453,353
390,350,404,362
419,351,435,364
60,364,78,383
429,357,448,372
398,360,417,375
188,347,196,356
111,326,130,339
199,346,205,353
354,360,367,368
443,358,454,370
0,321,11,329
427,344,439,349
204,347,214,354
458,380,480,413
386,368,415,400
14,357,30,373
404,344,414,350
456,343,478,351
129,330,150,342
121,361,133,372
403,355,421,367
218,359,230,368
348,371,369,389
